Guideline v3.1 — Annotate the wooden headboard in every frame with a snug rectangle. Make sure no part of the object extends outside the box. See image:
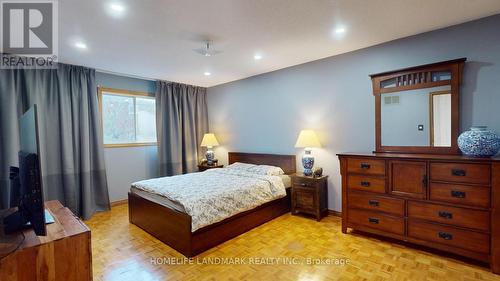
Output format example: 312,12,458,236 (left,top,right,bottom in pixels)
228,152,296,174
